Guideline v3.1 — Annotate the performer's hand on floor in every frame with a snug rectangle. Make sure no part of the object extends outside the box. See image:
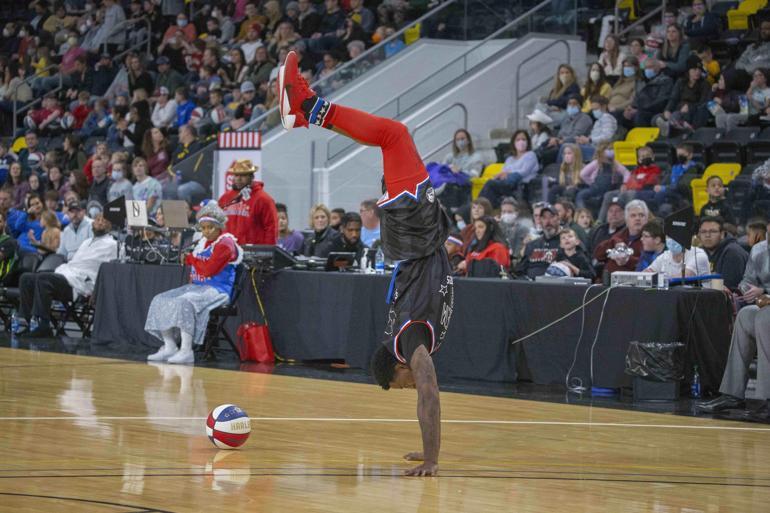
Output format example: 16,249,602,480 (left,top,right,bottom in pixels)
403,451,424,461
405,461,438,477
